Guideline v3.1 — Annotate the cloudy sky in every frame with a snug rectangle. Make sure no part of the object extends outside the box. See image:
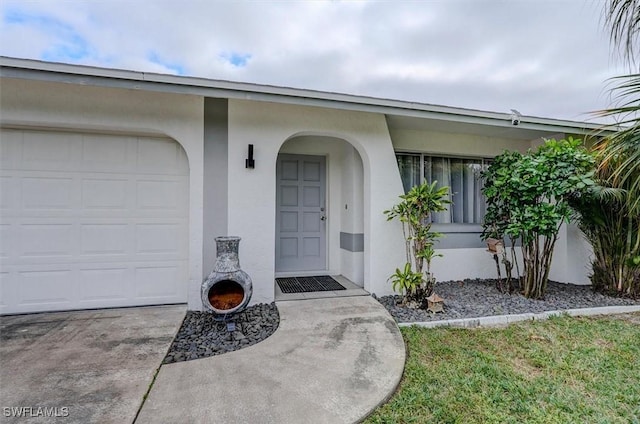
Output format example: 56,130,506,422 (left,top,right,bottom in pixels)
0,0,630,123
